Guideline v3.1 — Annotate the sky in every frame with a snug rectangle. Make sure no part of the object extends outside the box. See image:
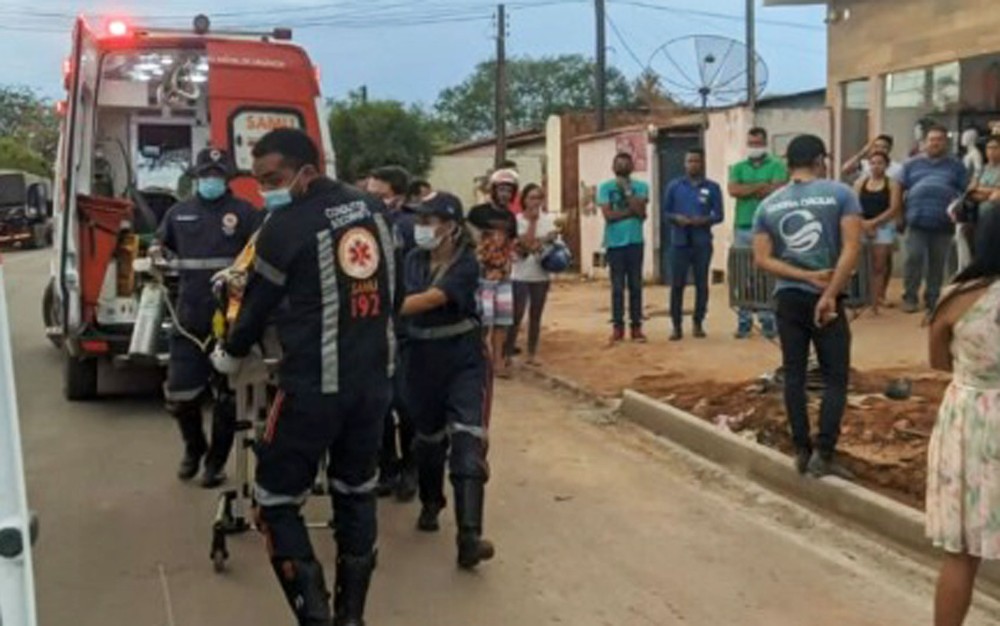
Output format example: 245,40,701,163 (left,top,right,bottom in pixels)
0,0,828,108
